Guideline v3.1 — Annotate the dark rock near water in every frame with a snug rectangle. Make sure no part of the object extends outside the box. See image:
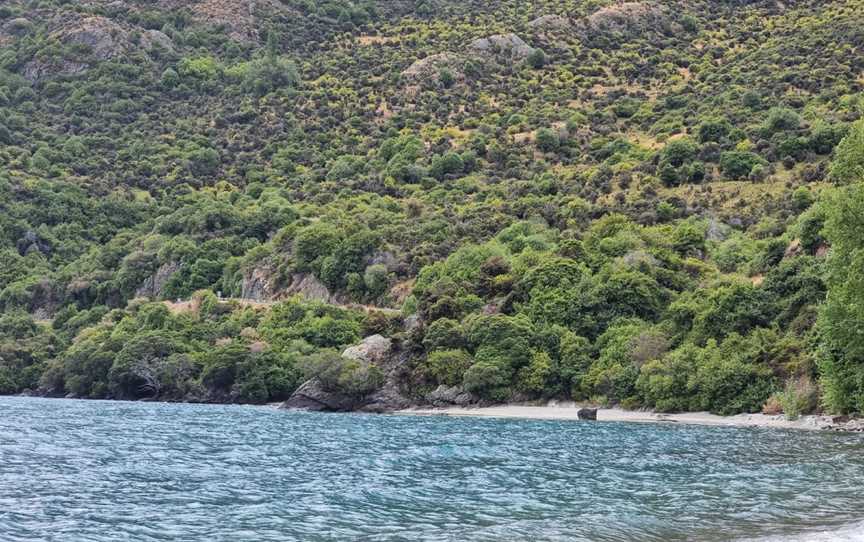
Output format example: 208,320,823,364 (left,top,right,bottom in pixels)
426,385,475,407
282,378,360,412
577,407,598,421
